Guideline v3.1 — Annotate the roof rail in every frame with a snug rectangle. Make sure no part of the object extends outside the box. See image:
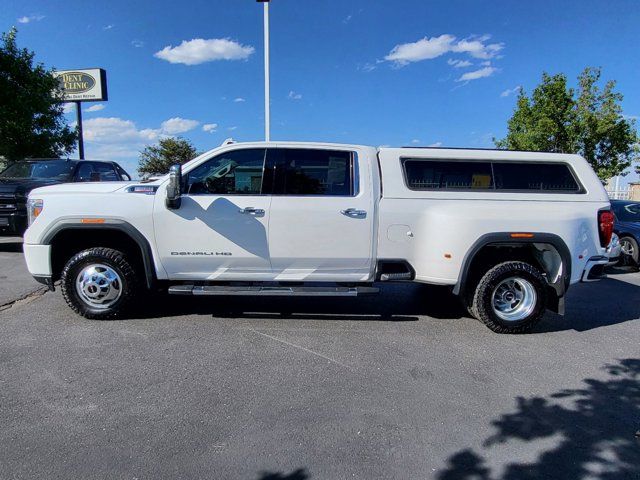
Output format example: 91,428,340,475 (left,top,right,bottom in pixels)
399,145,560,154
220,138,235,146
